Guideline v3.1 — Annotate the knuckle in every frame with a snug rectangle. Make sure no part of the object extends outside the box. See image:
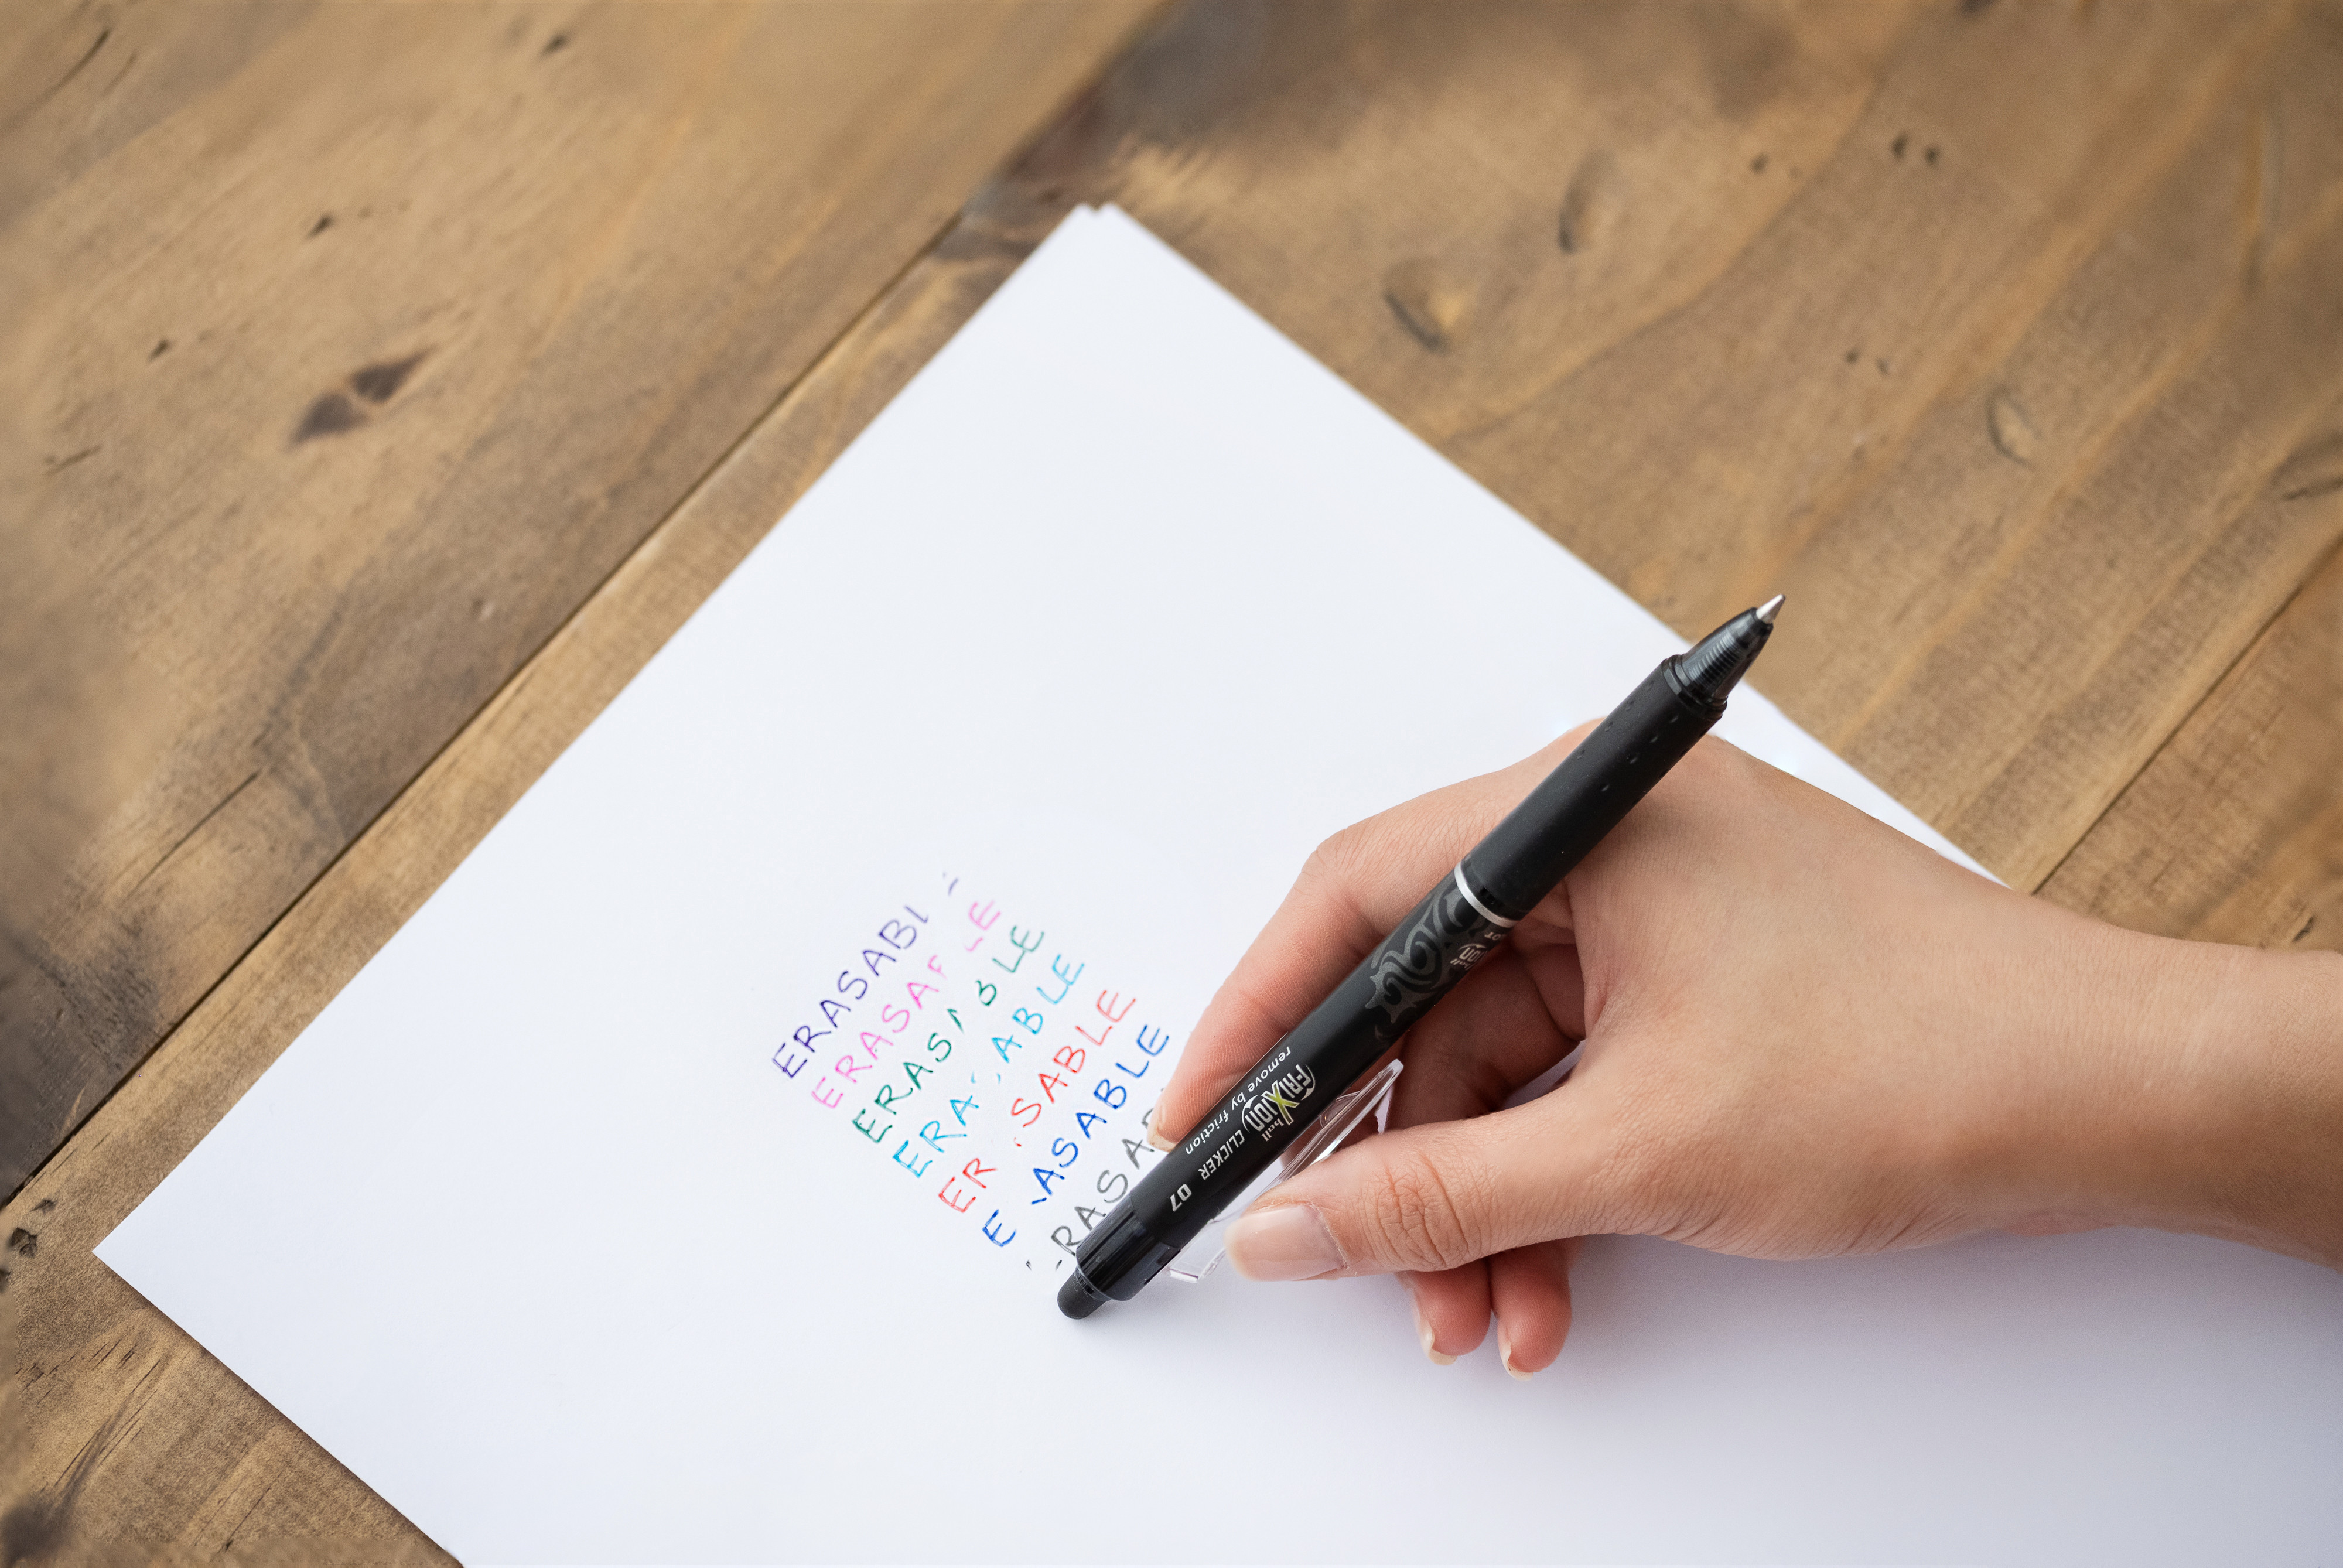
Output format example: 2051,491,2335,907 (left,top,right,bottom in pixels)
1304,821,1368,882
1357,1144,1487,1272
